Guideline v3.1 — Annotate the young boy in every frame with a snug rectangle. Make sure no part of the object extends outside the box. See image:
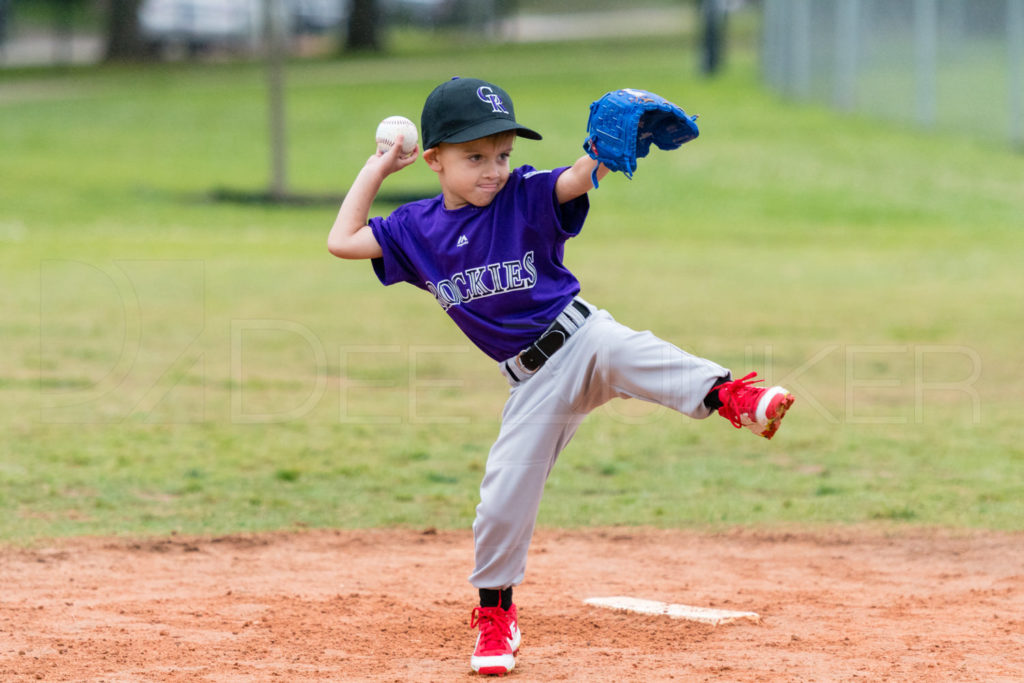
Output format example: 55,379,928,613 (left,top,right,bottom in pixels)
327,77,795,675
